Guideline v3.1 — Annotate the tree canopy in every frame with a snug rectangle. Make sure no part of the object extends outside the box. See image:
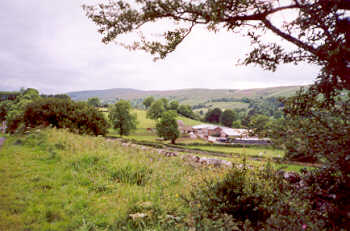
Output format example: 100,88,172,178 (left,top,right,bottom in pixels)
109,100,137,136
205,107,222,124
155,110,180,144
87,97,101,107
146,99,165,119
143,96,155,109
220,109,237,127
84,0,350,95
